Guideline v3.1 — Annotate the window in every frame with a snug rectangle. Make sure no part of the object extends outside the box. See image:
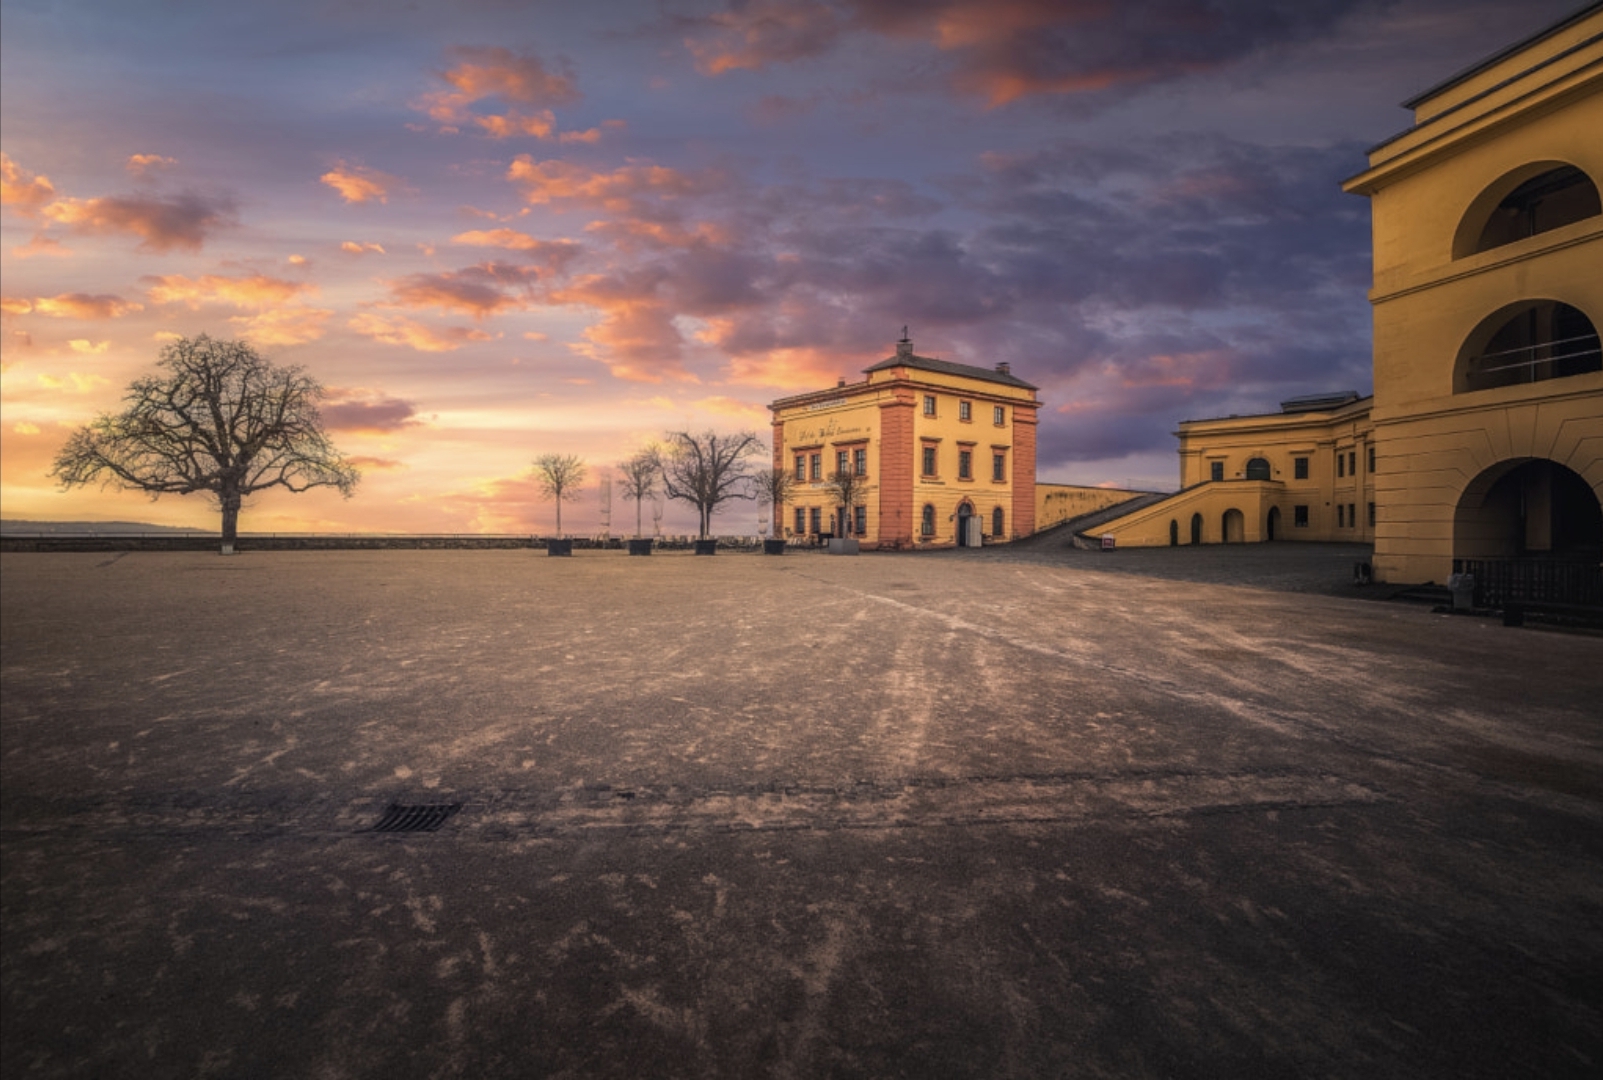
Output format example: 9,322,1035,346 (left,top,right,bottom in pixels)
1349,503,1357,528
810,453,821,481
853,447,867,476
923,395,936,416
836,450,849,476
1348,451,1357,476
1210,461,1224,482
959,401,972,421
992,453,1005,482
1368,502,1376,527
1368,445,1375,473
1245,458,1271,481
854,505,867,536
794,507,806,535
1337,453,1345,479
1294,457,1309,480
1294,505,1309,528
794,455,806,481
1456,300,1600,392
920,504,935,537
809,506,821,534
1338,505,1346,528
958,449,972,479
992,507,1004,537
993,405,1005,425
921,445,937,476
